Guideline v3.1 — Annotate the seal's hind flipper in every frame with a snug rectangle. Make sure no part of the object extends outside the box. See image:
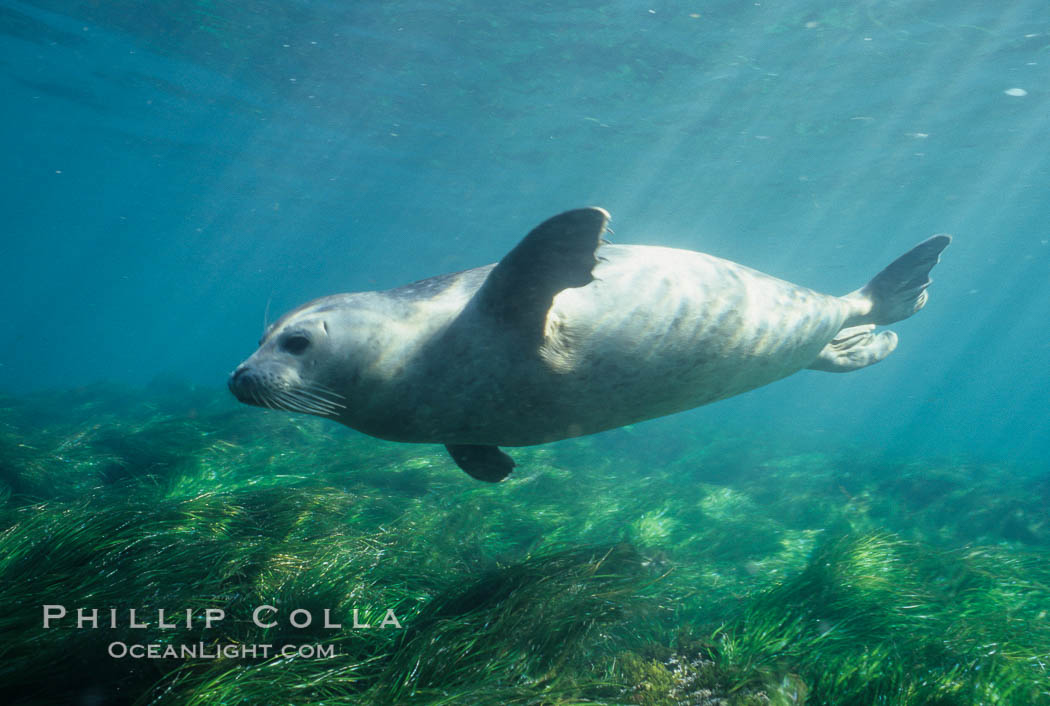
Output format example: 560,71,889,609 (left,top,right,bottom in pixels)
850,234,952,326
808,324,898,372
445,444,515,482
475,207,609,343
